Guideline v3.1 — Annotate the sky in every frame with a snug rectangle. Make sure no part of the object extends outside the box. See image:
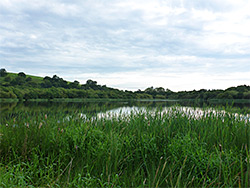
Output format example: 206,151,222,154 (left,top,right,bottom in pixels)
0,0,250,91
